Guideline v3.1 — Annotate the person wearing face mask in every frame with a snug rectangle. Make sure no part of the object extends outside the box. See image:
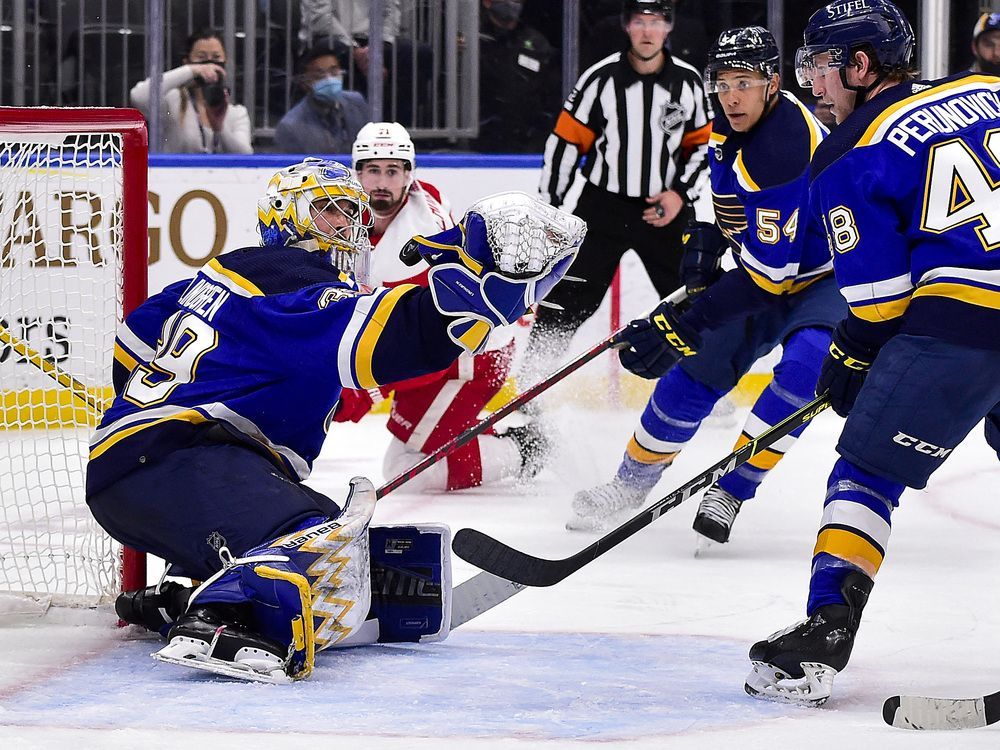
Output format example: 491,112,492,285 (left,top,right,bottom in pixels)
969,12,1000,76
475,0,560,153
130,30,252,154
273,46,370,154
